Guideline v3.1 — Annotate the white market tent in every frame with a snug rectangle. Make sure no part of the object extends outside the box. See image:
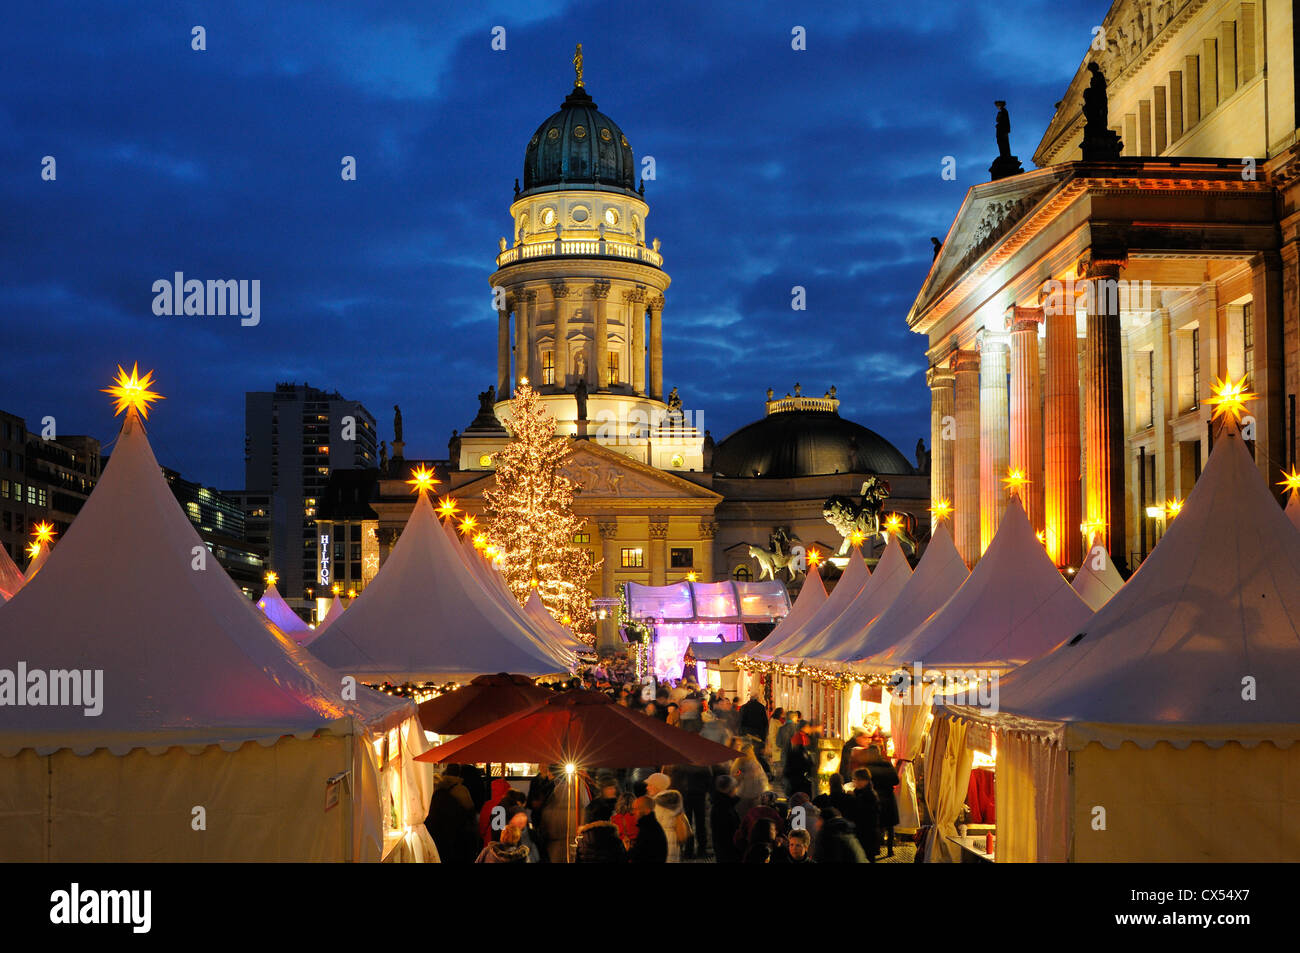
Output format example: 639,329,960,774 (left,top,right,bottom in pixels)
941,427,1300,862
522,587,587,655
23,539,49,581
788,533,914,664
1070,540,1125,611
308,491,573,682
748,549,870,661
0,544,24,600
874,497,1091,672
730,567,826,662
257,581,313,641
299,594,347,647
843,522,969,671
0,407,436,862
1287,491,1300,533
